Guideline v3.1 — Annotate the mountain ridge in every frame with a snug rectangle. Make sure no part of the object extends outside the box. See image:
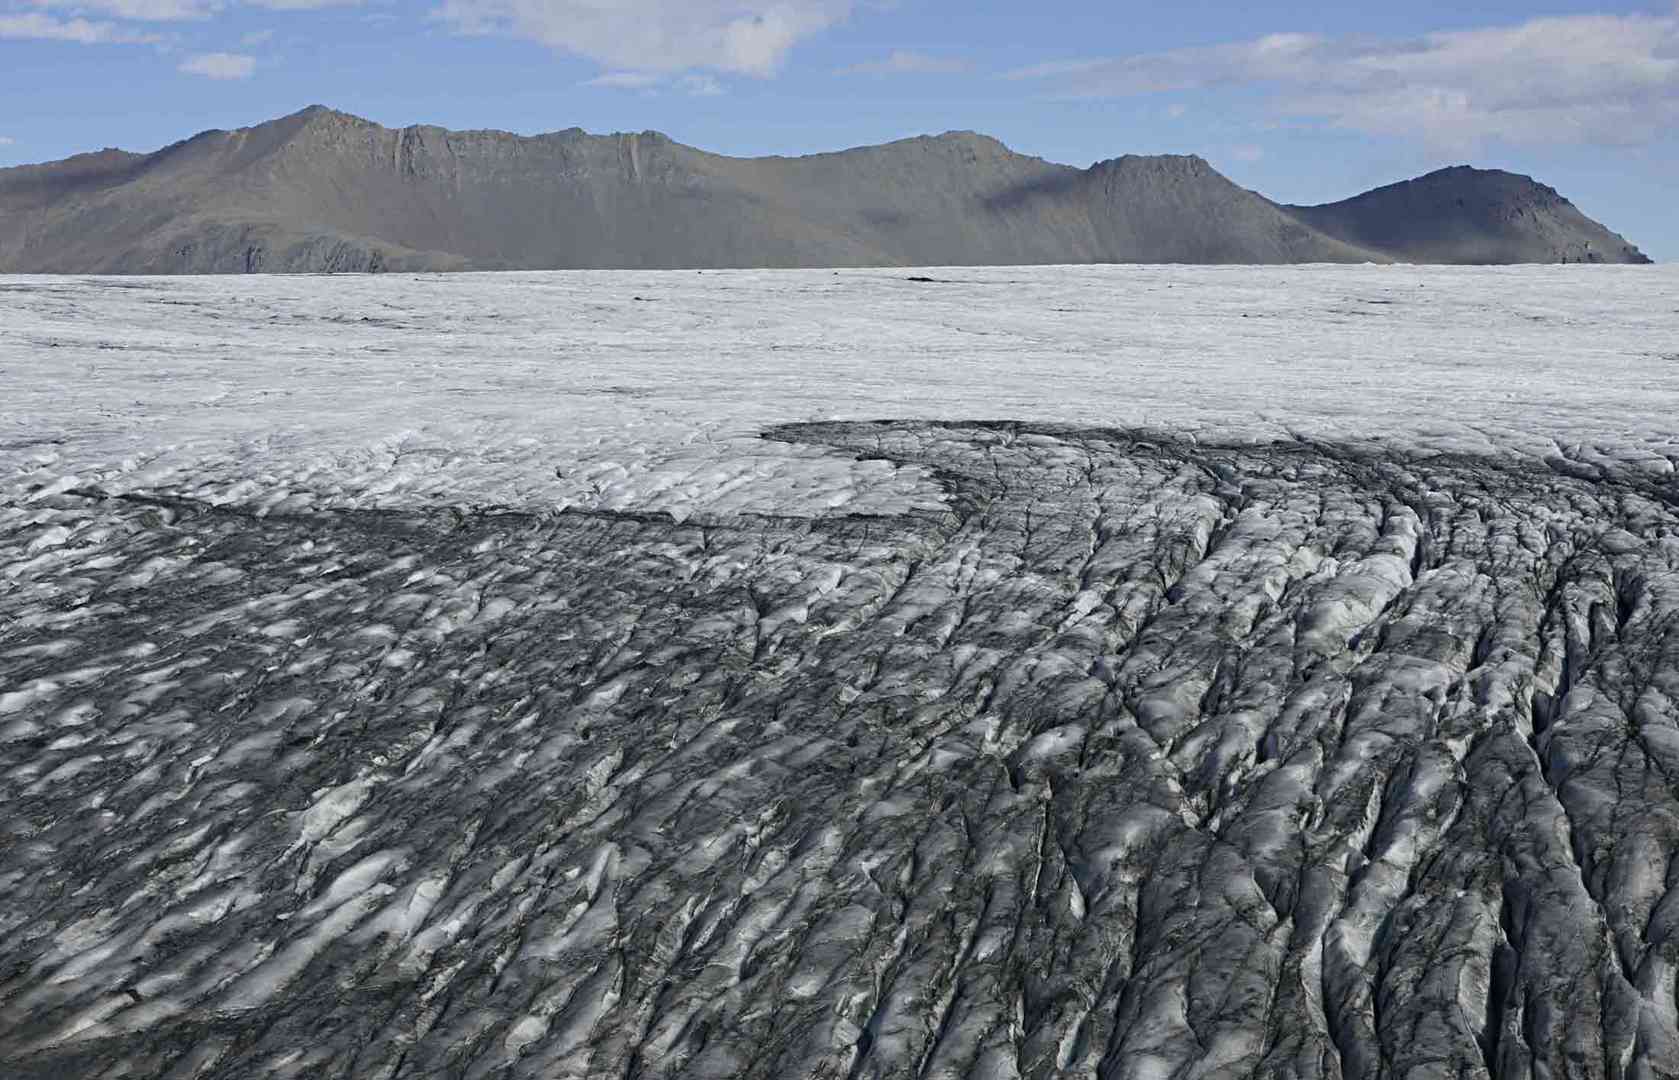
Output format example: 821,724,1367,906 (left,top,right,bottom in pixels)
0,106,1651,273
1283,164,1650,265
